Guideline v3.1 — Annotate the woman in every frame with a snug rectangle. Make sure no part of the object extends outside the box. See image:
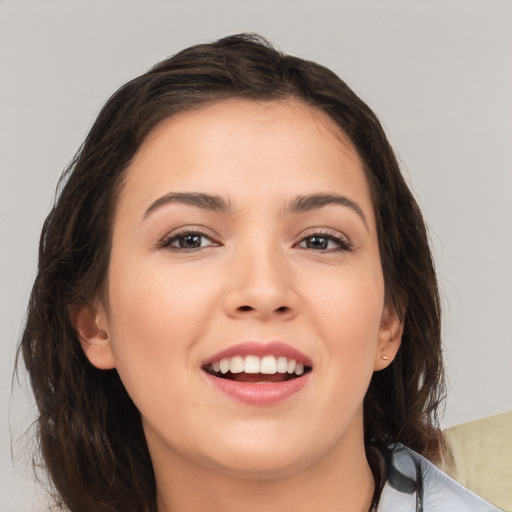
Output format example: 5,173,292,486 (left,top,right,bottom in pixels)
20,34,499,511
